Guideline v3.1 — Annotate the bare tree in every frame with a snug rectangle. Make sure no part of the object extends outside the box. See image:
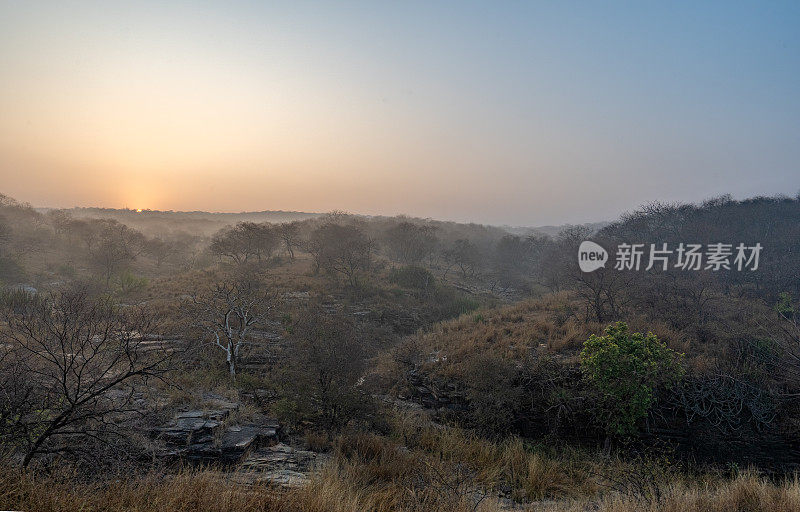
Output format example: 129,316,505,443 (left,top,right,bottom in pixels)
320,210,353,224
277,221,302,260
307,223,376,287
46,209,73,237
90,220,146,285
442,239,480,278
189,281,276,379
775,293,800,384
384,222,438,265
210,222,279,264
250,223,279,261
143,237,172,267
68,219,99,250
209,223,252,264
0,288,172,467
288,308,368,428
